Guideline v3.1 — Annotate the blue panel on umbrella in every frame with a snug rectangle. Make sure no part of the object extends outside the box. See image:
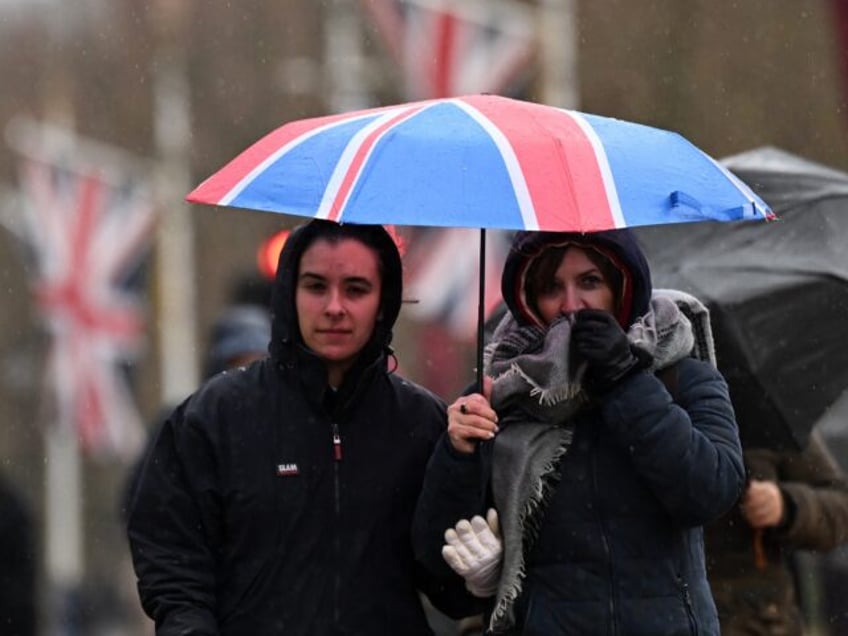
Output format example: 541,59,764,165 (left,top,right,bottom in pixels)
582,113,754,227
340,103,526,229
230,116,384,216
